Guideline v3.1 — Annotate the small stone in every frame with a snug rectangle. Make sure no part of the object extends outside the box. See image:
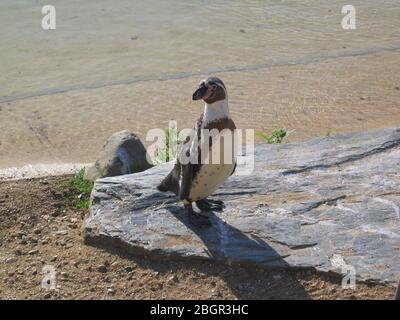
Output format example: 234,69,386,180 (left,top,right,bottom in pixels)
107,288,115,295
58,240,66,247
50,255,58,262
5,257,17,263
97,265,107,273
34,228,42,235
125,266,133,273
168,275,178,283
51,211,60,217
17,231,26,238
28,249,39,255
211,289,222,297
